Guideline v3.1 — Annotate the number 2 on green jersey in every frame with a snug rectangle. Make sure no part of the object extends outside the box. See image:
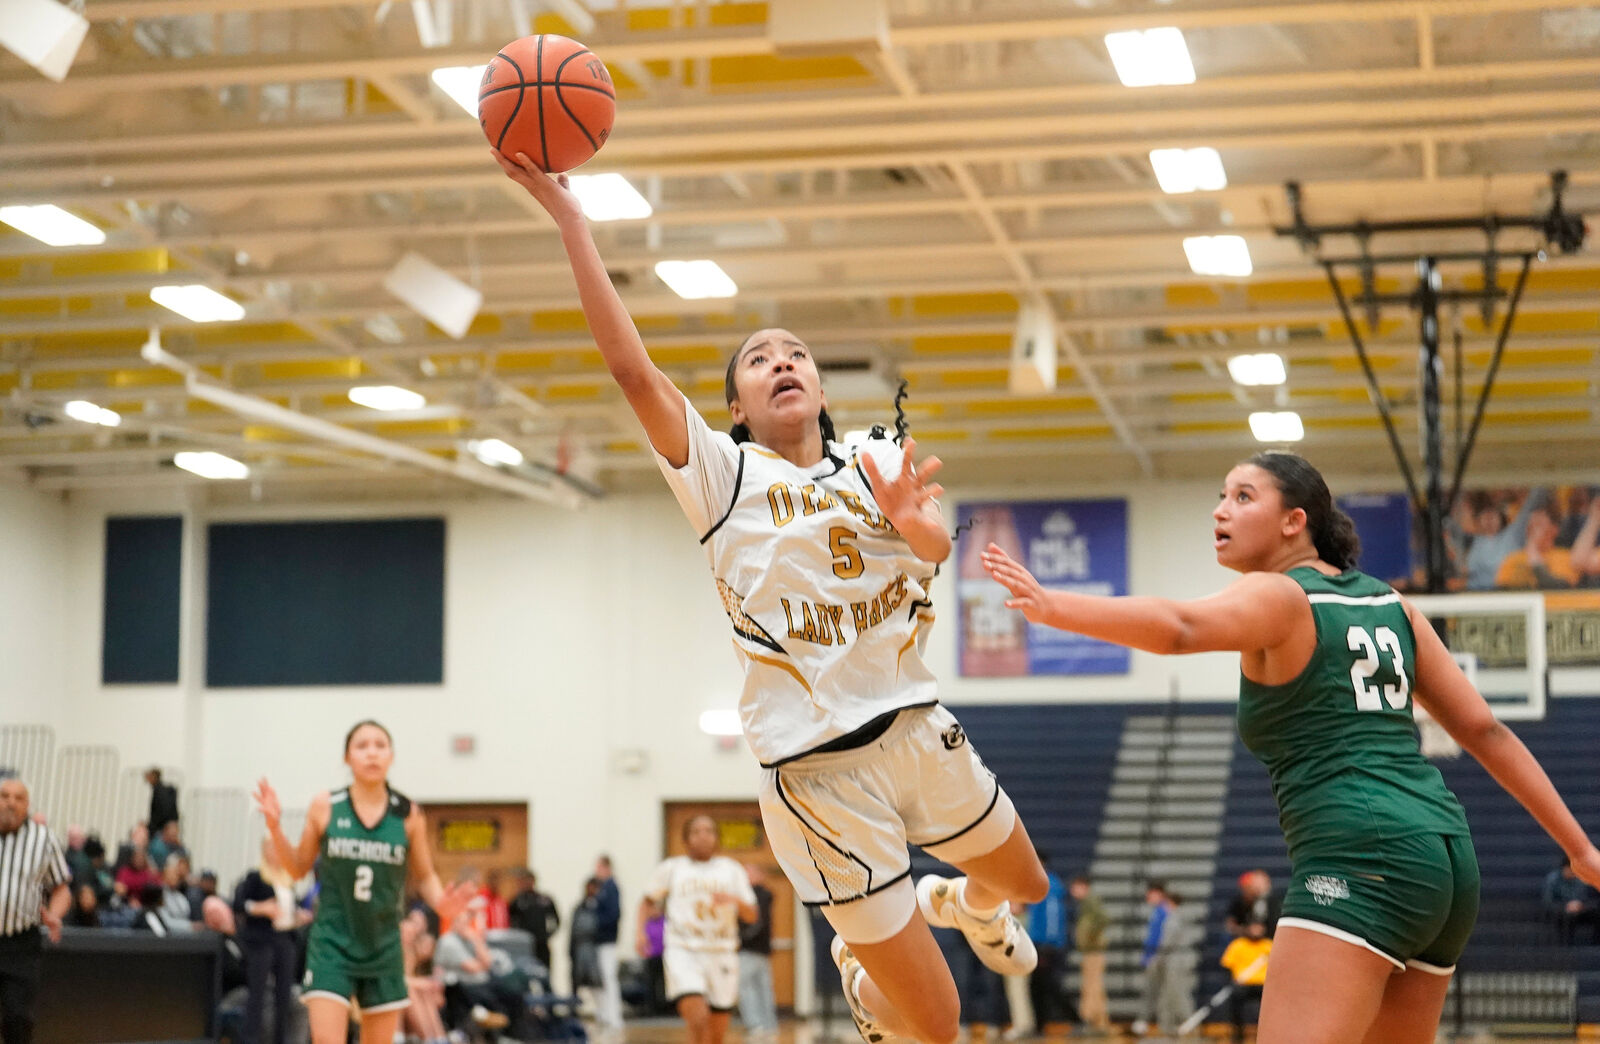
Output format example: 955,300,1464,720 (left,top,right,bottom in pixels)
353,865,373,902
